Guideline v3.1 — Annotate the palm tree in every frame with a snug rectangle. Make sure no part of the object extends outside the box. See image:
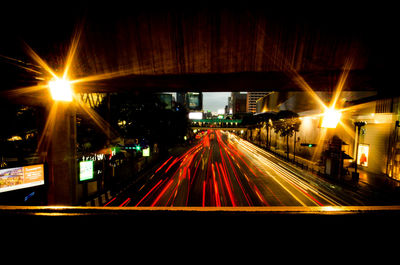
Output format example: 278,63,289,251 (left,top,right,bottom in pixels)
272,110,301,160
